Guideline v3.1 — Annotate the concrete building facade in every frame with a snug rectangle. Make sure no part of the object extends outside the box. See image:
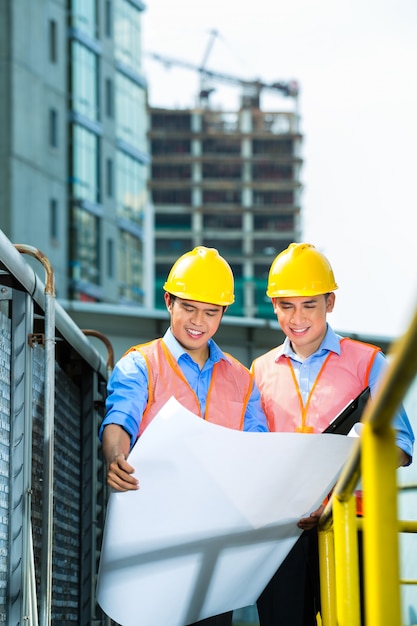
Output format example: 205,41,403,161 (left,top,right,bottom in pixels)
0,0,152,307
